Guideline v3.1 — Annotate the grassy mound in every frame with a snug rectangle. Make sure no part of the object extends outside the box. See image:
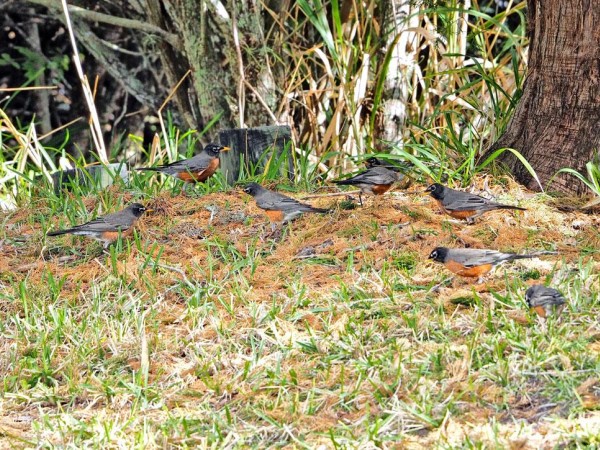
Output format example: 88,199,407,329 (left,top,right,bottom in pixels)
0,178,599,448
